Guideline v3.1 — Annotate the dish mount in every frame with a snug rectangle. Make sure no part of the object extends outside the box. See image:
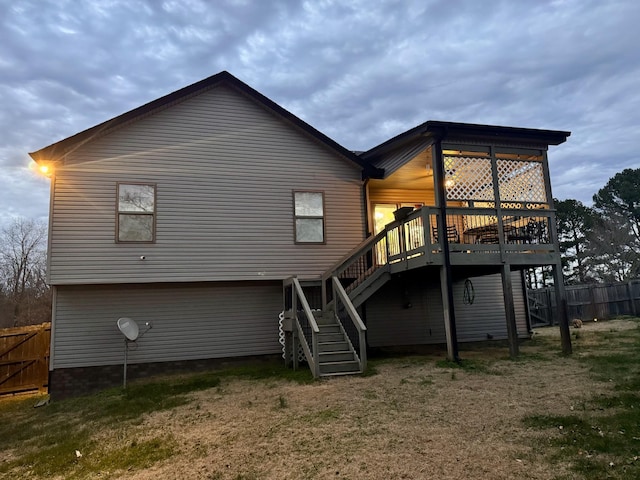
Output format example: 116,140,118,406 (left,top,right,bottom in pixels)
116,317,152,387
